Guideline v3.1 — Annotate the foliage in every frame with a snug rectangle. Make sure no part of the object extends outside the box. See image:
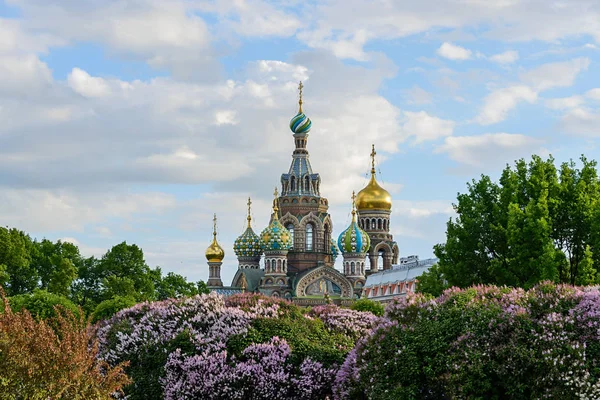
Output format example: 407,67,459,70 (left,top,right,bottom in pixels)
433,155,600,289
416,263,447,297
9,289,80,320
0,288,130,399
0,226,207,316
336,283,600,400
96,292,376,400
349,297,385,316
91,295,137,323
